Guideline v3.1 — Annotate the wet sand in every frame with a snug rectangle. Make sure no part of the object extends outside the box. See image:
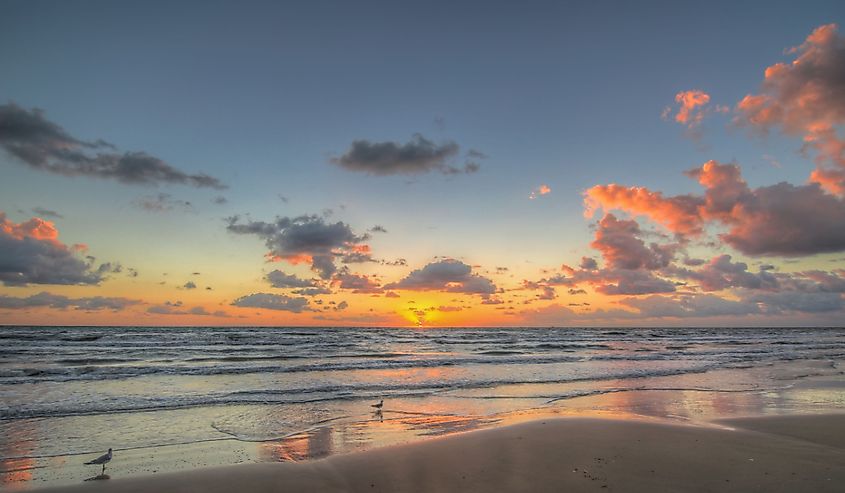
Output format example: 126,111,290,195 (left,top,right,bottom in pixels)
32,414,845,493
